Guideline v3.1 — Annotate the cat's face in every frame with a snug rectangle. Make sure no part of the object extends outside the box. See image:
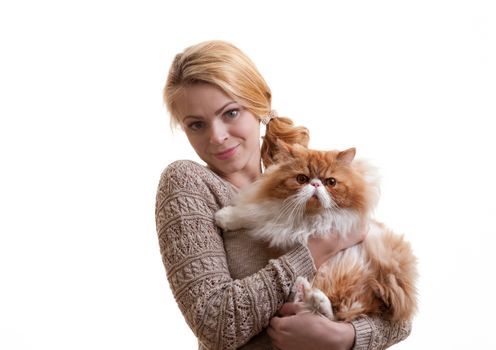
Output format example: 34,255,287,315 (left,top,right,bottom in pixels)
257,143,370,215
